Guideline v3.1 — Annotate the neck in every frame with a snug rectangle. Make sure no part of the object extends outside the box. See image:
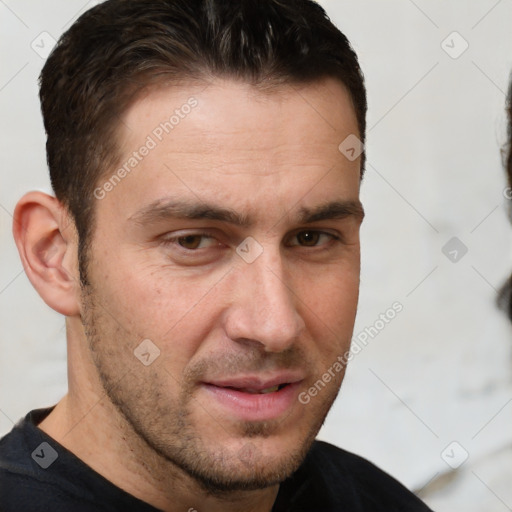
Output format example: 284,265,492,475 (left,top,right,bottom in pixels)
38,324,279,512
